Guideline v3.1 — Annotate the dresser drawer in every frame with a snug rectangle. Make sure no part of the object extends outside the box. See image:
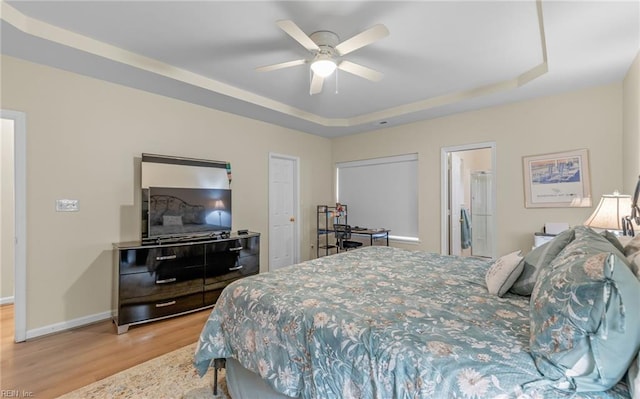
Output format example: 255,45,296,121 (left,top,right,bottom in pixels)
120,245,204,275
205,254,258,285
118,292,204,326
205,236,259,260
204,287,224,305
237,236,260,257
119,264,203,301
